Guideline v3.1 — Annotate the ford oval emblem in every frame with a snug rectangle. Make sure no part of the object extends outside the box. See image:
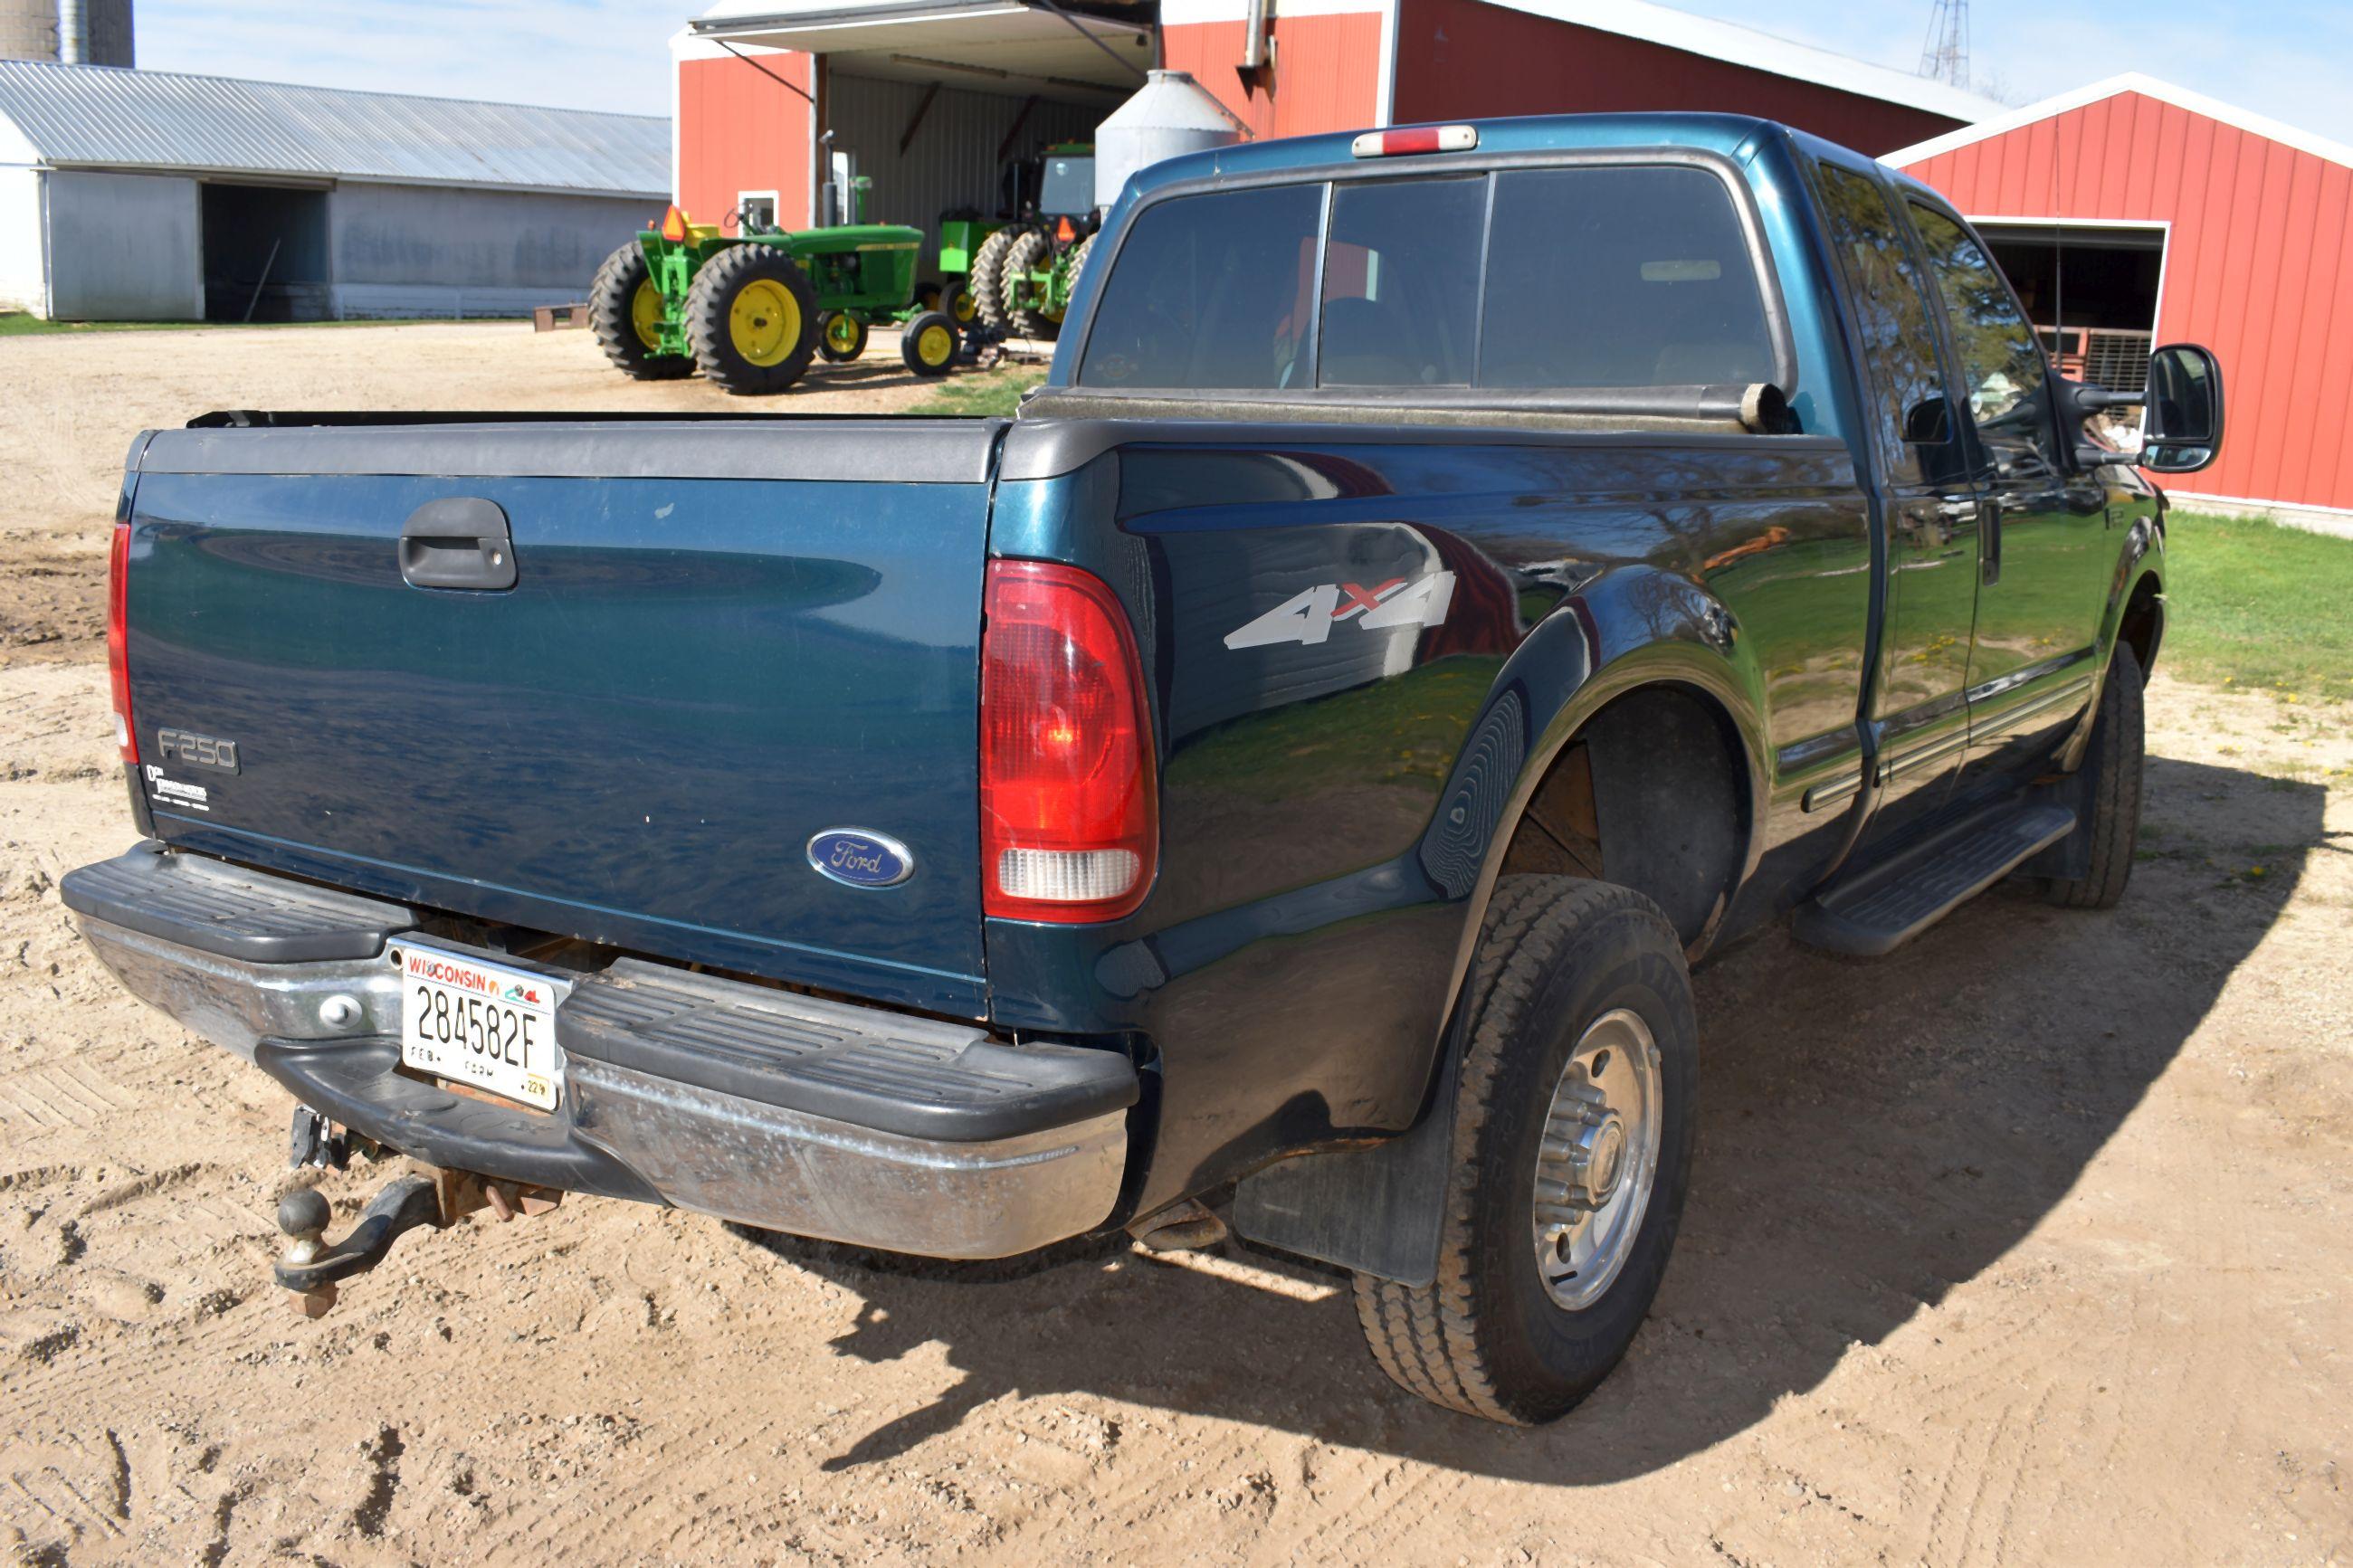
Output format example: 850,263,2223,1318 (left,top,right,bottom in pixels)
807,828,914,889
